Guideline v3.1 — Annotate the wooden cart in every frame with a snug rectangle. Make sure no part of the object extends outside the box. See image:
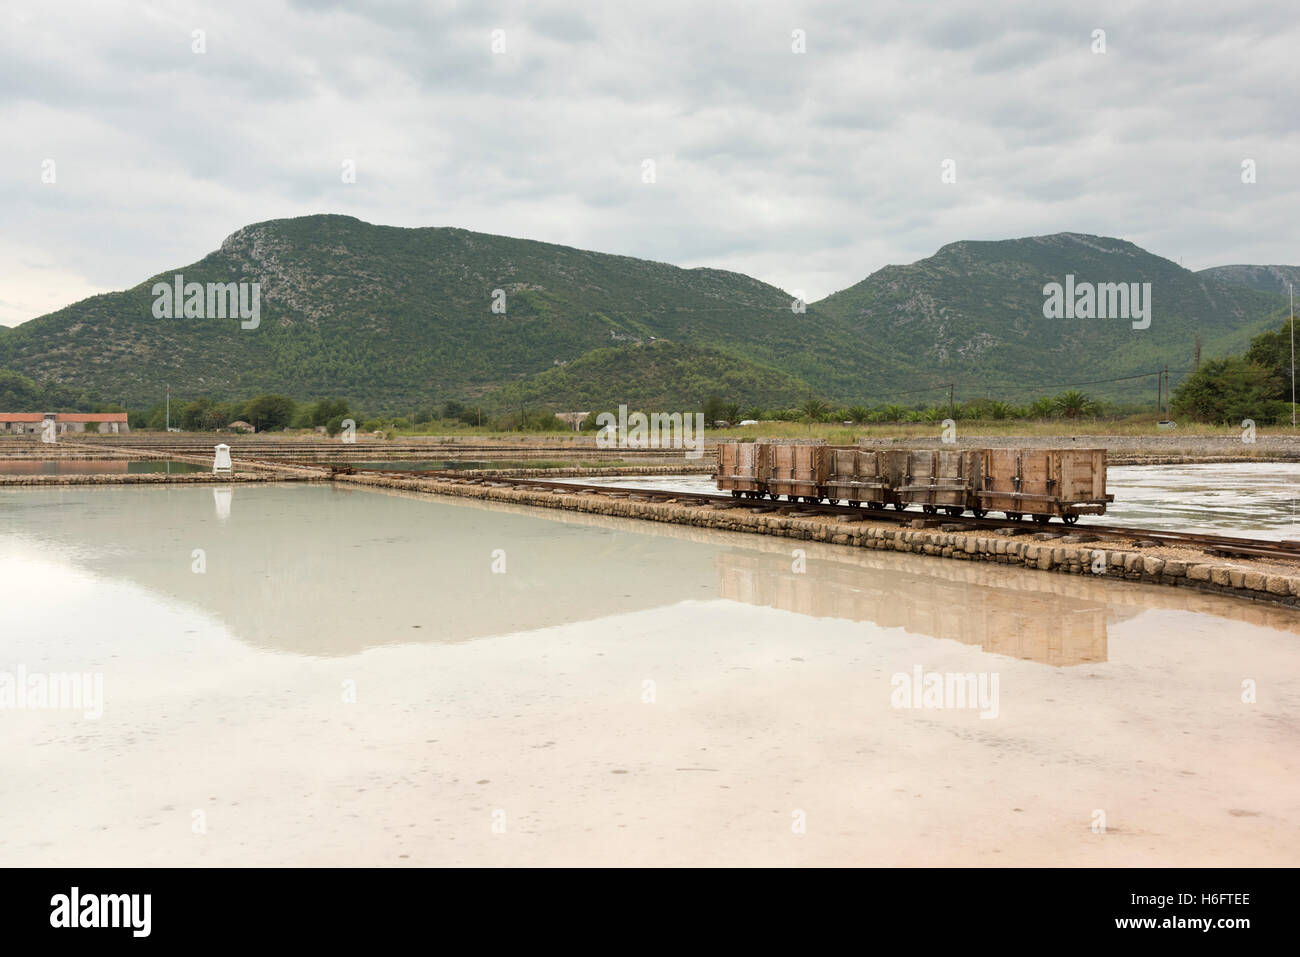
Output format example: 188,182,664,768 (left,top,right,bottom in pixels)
715,441,766,497
764,439,830,502
894,449,985,516
978,448,1112,524
824,448,893,507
